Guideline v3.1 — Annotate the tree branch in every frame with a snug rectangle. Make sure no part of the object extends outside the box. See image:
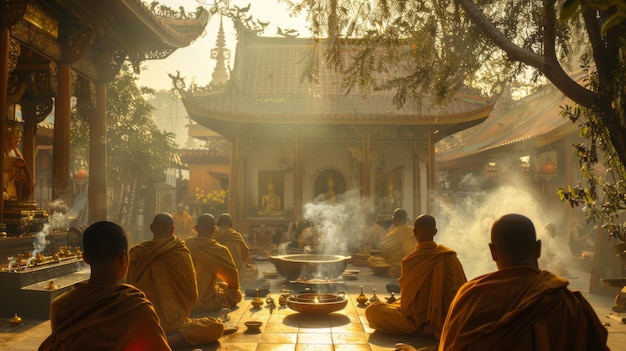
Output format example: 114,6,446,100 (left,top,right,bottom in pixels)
456,0,597,108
